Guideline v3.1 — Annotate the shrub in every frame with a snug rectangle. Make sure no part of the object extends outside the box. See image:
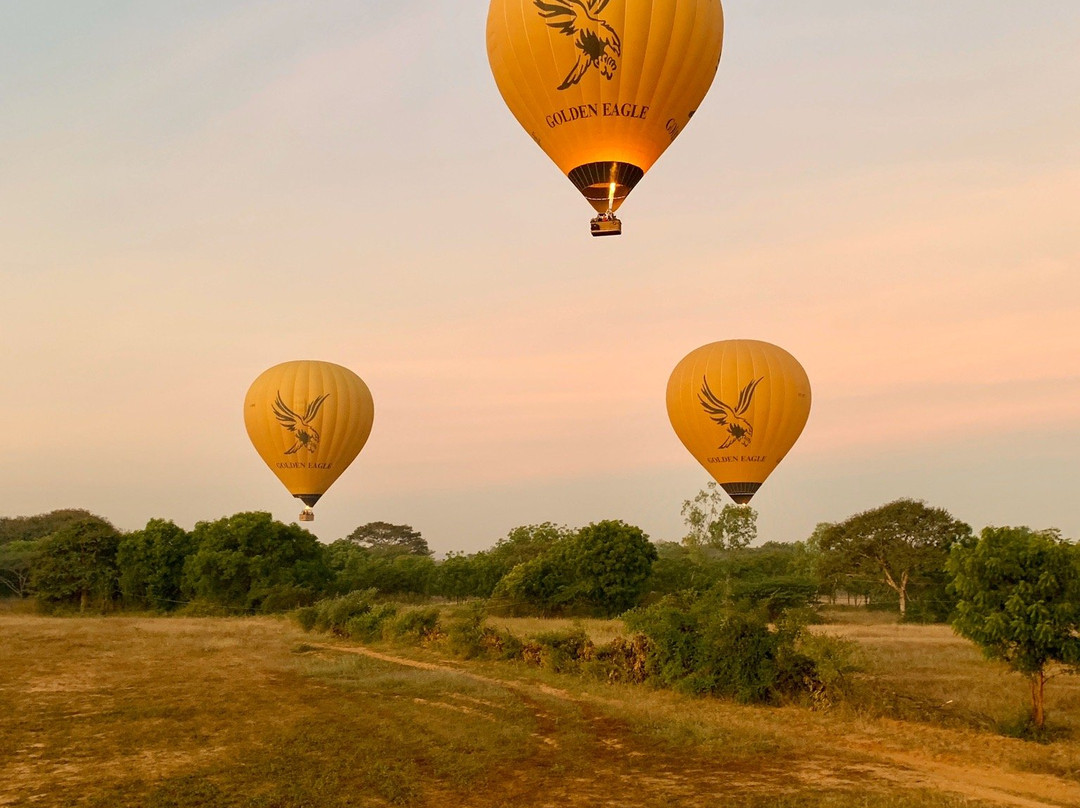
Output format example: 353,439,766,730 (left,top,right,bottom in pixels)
795,632,863,708
312,590,378,635
345,604,398,642
624,594,820,704
521,628,593,673
443,604,524,661
446,603,489,659
388,608,442,643
293,605,318,632
258,585,319,614
586,634,652,684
